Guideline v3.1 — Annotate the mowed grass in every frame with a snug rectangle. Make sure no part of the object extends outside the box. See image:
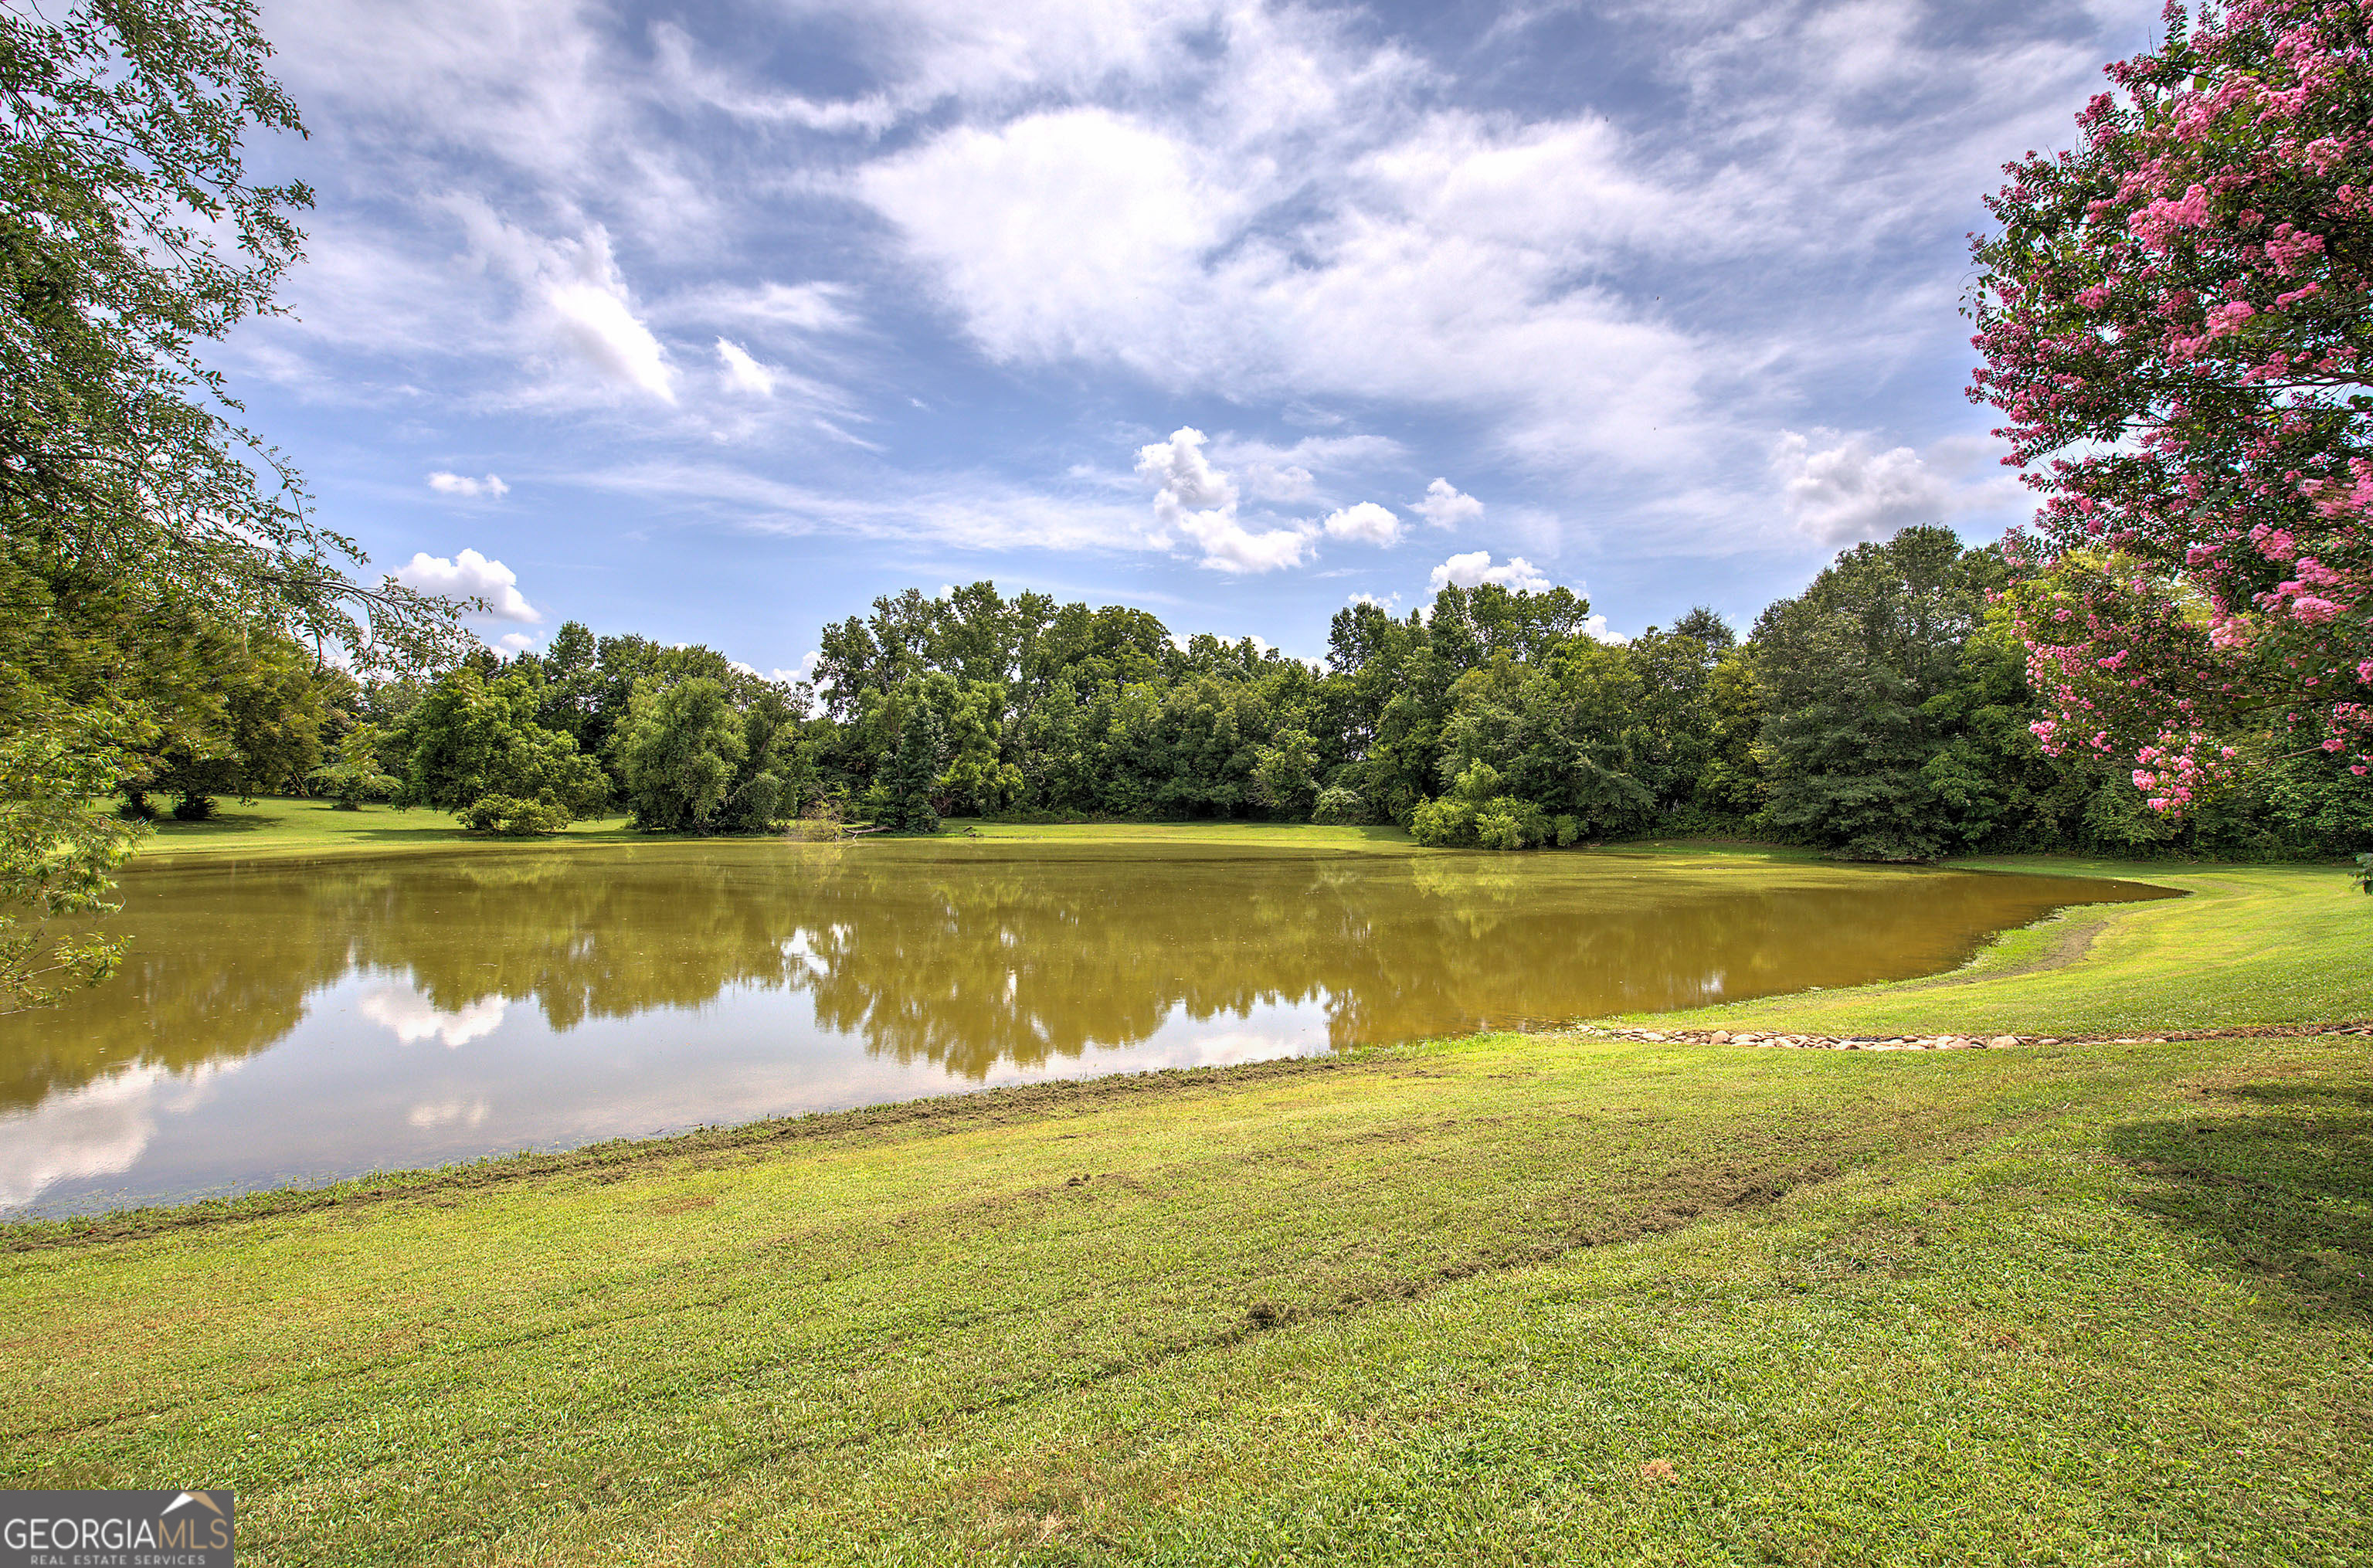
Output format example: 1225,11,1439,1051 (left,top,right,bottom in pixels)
1604,847,2372,1035
125,797,1428,865
126,795,647,864
11,822,2367,1563
4,1033,2369,1565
